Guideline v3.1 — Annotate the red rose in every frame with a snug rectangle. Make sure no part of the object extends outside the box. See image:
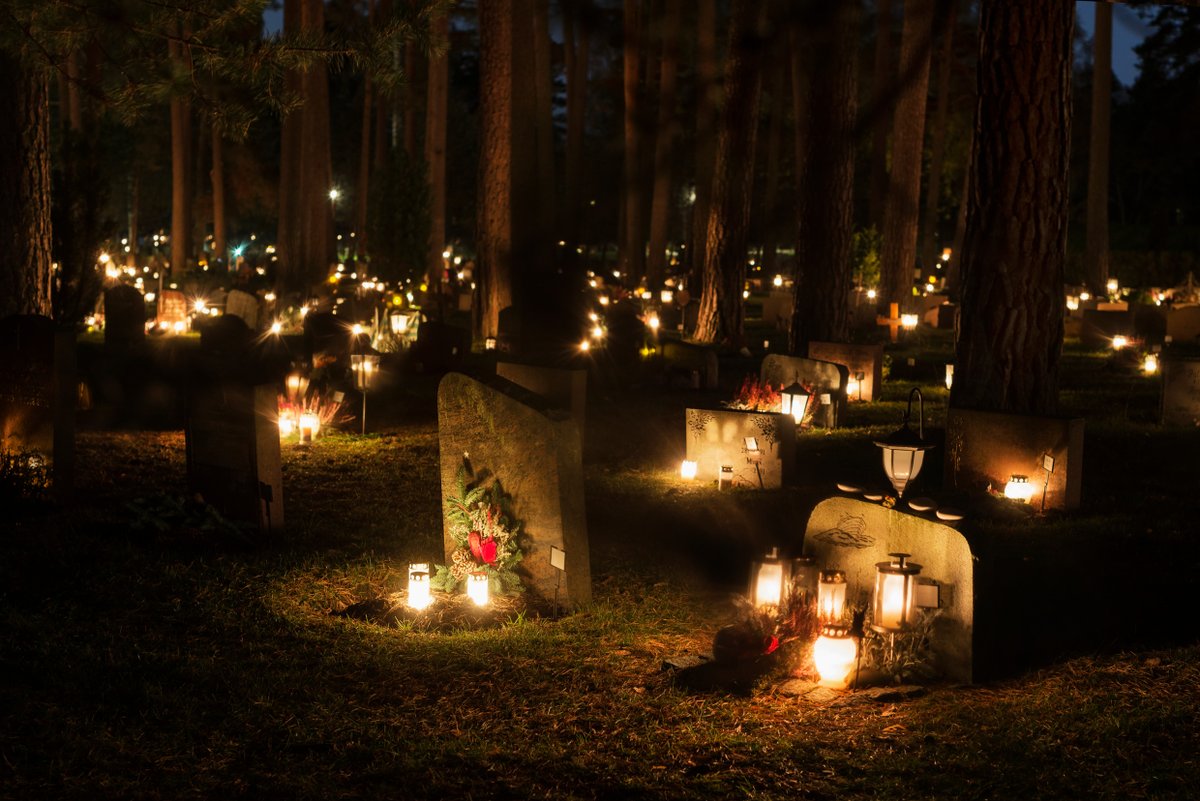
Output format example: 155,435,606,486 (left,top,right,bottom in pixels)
479,537,498,565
